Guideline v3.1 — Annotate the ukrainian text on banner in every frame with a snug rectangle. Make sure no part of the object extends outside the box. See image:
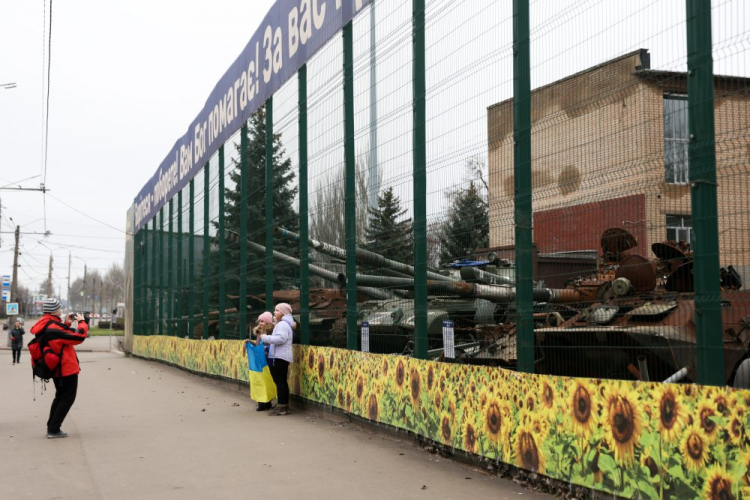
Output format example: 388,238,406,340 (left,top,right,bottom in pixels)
133,0,372,233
